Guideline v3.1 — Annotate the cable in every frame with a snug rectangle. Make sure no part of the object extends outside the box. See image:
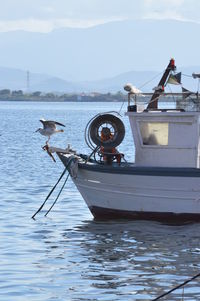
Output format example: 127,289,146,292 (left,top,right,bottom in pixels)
45,173,70,216
31,156,75,219
166,84,176,104
32,167,68,219
138,71,164,90
118,100,126,114
152,272,200,301
182,73,193,78
84,111,122,151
